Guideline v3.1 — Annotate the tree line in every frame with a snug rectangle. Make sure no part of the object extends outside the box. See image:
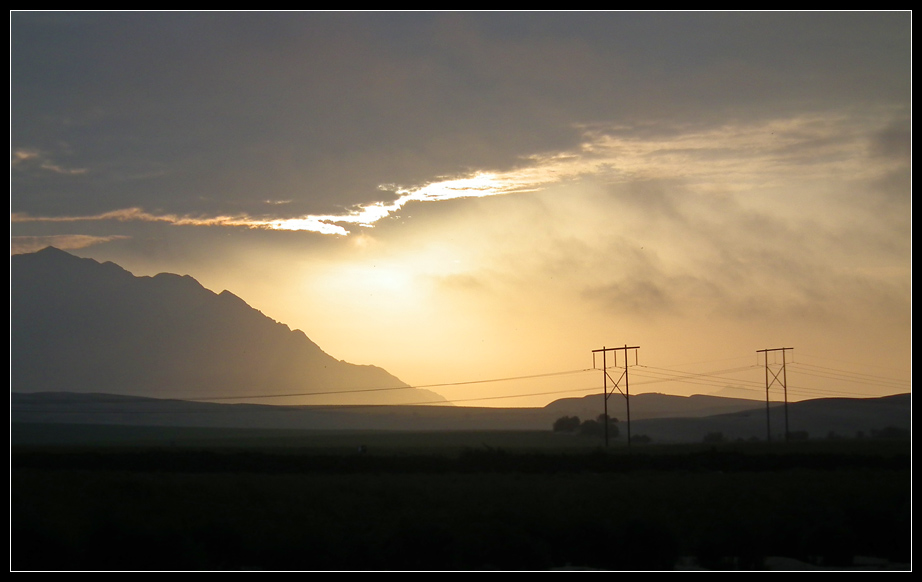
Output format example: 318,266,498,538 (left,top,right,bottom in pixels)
552,414,619,438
